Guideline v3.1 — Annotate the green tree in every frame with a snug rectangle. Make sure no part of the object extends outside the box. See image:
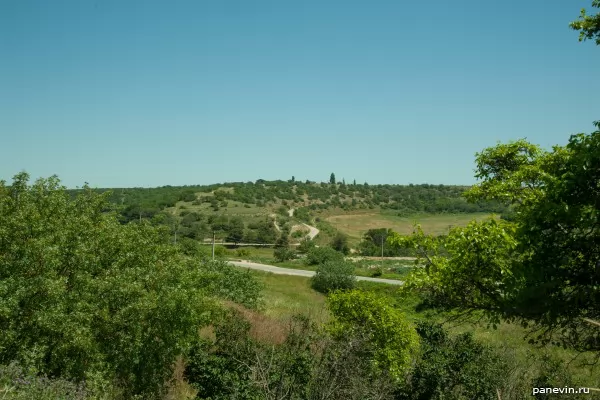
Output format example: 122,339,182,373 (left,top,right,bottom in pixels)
274,226,295,262
311,261,356,294
392,123,600,352
360,228,393,257
397,322,509,400
305,246,344,266
570,0,600,44
274,246,295,262
255,218,278,244
330,232,350,255
329,172,336,185
226,216,245,244
297,237,315,253
0,173,262,396
326,290,419,380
